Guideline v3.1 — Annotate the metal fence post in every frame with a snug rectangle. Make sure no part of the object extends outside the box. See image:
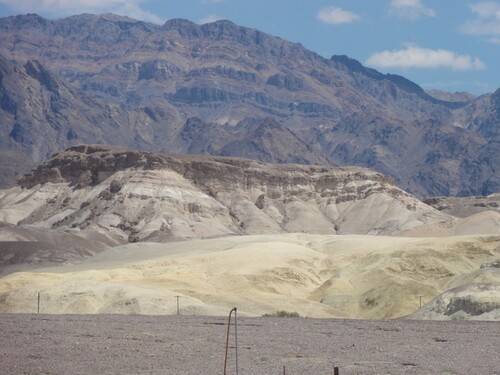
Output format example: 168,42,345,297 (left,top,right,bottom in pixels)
224,307,238,375
234,308,239,375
